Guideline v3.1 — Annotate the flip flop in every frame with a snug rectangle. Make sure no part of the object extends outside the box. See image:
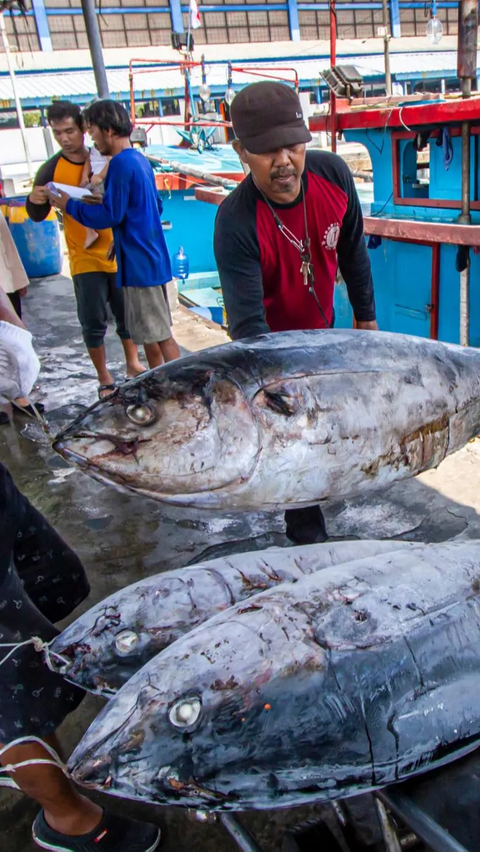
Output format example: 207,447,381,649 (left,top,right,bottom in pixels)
12,401,46,417
98,384,117,400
